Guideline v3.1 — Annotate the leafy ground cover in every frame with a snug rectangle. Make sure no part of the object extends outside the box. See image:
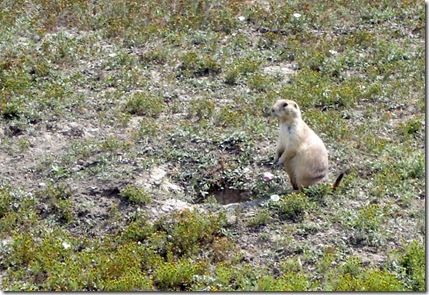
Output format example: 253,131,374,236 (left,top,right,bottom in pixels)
0,0,425,291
